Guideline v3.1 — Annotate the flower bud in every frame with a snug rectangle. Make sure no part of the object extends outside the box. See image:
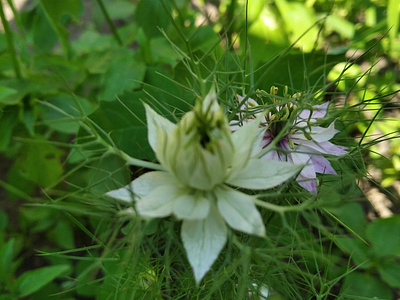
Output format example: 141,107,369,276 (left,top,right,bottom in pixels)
164,89,235,191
